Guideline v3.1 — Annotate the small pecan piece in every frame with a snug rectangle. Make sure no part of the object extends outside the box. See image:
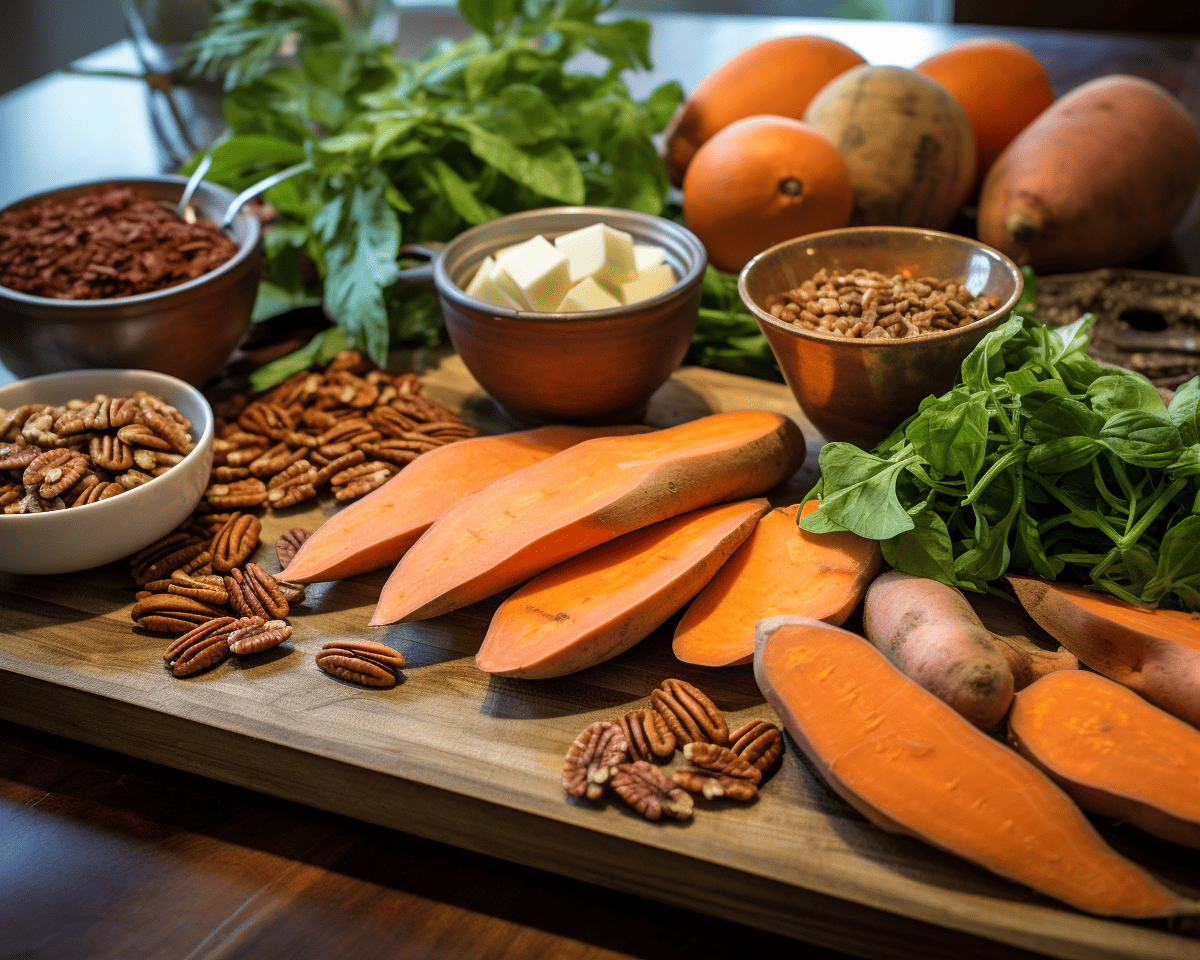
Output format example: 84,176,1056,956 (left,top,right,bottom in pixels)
562,721,628,801
651,678,728,747
227,618,292,655
210,512,262,574
163,616,241,677
728,719,783,773
131,594,224,633
275,527,310,569
610,761,694,820
315,639,405,688
617,709,676,763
